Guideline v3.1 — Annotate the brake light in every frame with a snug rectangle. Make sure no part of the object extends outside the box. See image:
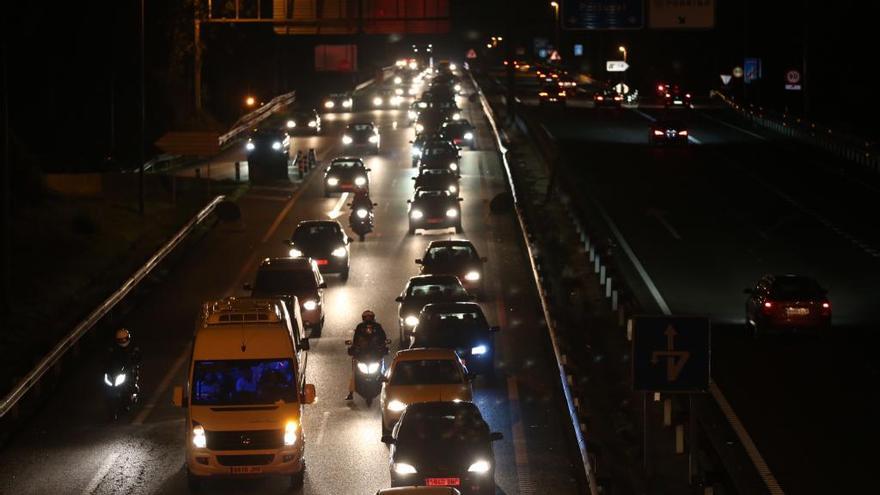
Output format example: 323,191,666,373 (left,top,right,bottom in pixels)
762,301,775,314
653,130,664,136
558,92,566,97
539,91,549,97
821,302,830,309
596,96,604,101
658,84,665,91
764,301,773,308
820,301,831,315
678,130,688,136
